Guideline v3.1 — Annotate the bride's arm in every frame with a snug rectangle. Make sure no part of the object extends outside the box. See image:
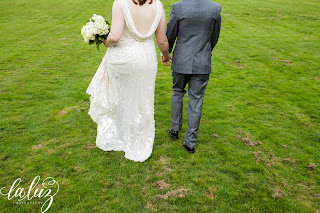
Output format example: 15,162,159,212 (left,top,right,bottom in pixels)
104,0,124,47
155,5,171,64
